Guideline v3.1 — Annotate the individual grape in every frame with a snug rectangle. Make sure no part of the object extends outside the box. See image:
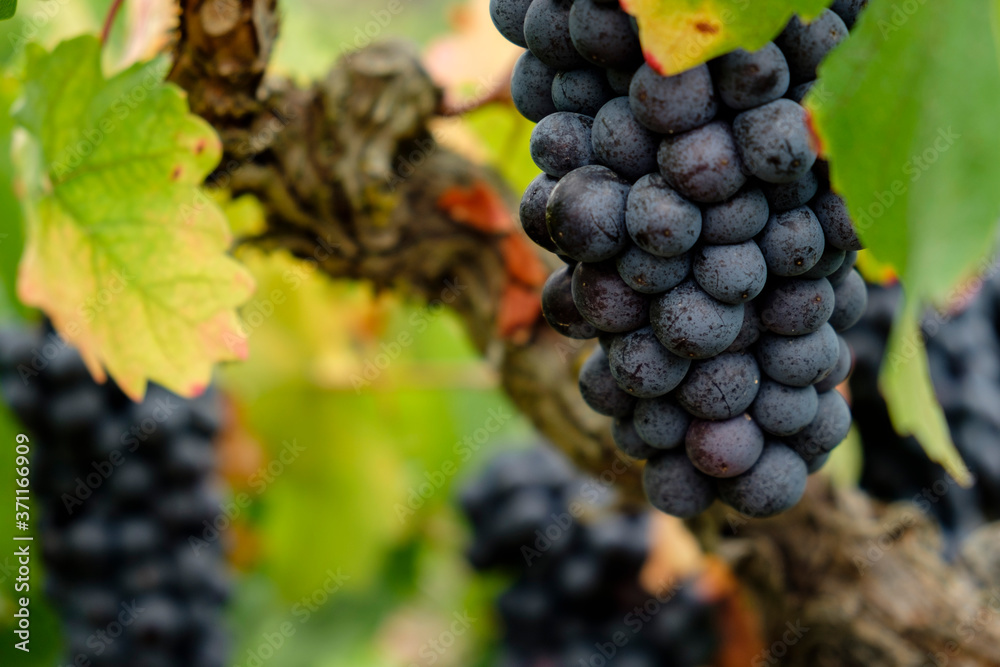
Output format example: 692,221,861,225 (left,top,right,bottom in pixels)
801,245,847,280
711,43,790,109
546,165,629,261
732,99,817,184
542,266,600,339
530,112,597,177
757,323,840,387
776,10,849,82
757,207,826,277
643,450,717,518
829,269,867,331
628,63,717,135
608,327,691,398
830,0,868,27
612,416,660,460
650,281,744,359
826,250,857,287
785,389,851,458
814,335,852,393
691,241,767,304
759,277,835,335
552,68,615,116
633,396,691,449
749,379,818,436
591,97,659,181
625,173,702,257
700,188,769,244
811,191,863,251
568,0,642,69
725,300,765,353
717,443,808,518
511,51,559,122
572,261,650,332
490,0,534,47
675,352,760,420
657,121,746,203
686,414,764,478
519,172,559,252
523,0,587,69
606,66,637,95
616,245,691,294
762,170,819,212
578,346,638,417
